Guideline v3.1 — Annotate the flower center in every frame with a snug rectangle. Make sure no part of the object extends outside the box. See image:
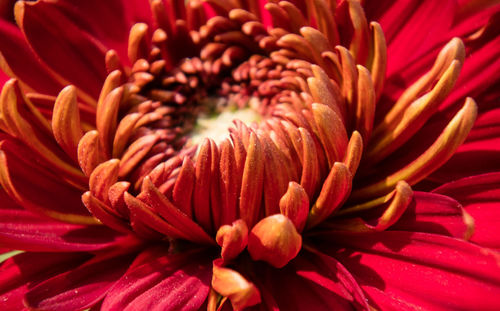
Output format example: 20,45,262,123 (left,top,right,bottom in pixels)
189,100,261,146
